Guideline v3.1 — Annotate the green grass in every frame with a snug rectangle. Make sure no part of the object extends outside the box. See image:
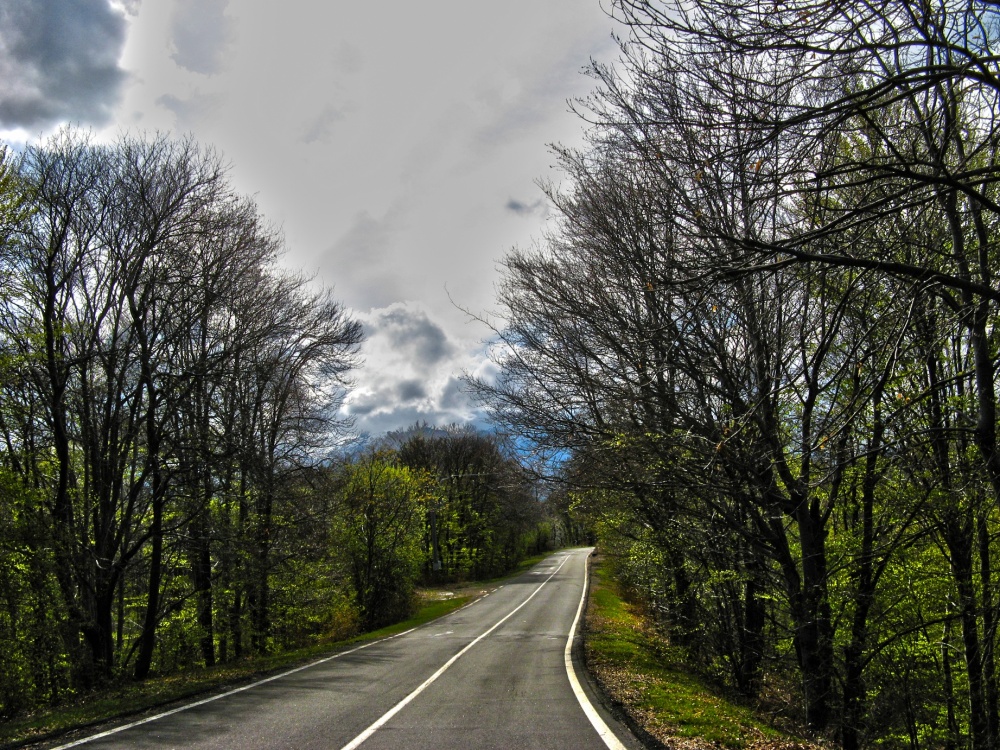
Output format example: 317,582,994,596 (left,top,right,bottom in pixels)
585,558,795,749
